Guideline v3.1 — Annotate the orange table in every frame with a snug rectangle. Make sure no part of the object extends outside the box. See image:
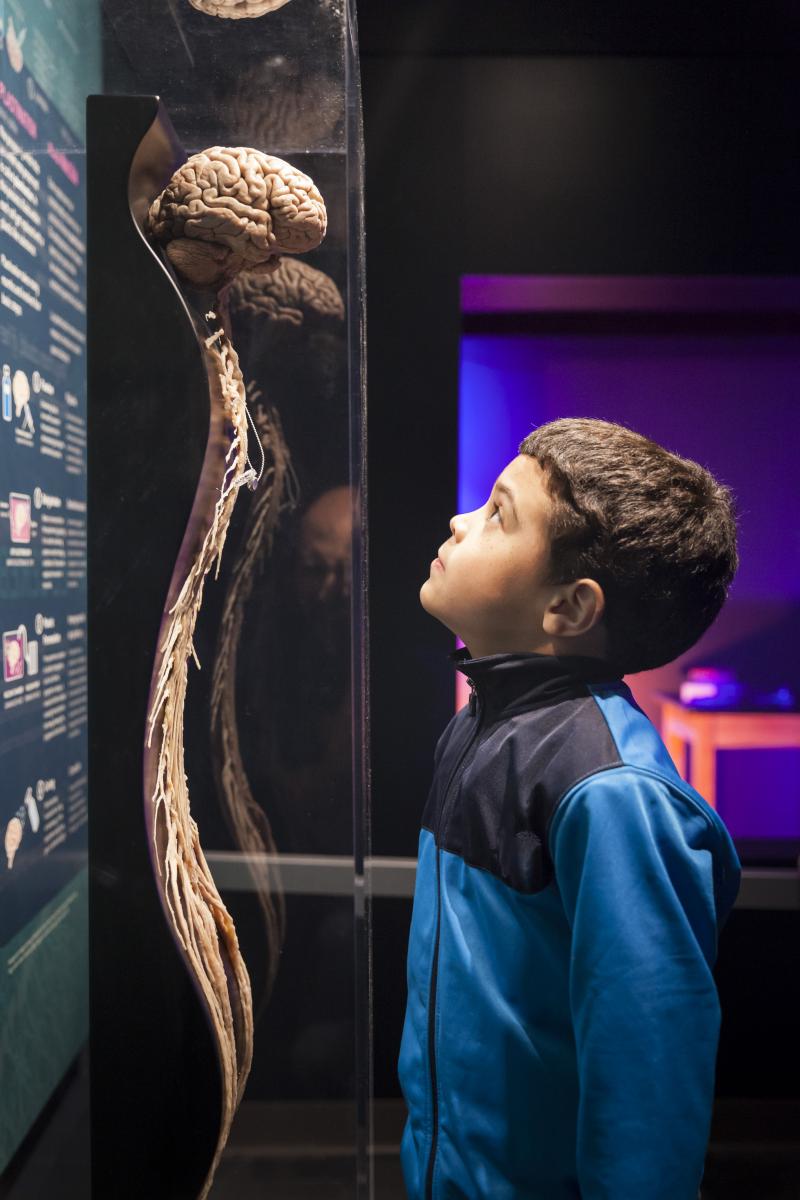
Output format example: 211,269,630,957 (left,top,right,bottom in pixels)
658,693,800,811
